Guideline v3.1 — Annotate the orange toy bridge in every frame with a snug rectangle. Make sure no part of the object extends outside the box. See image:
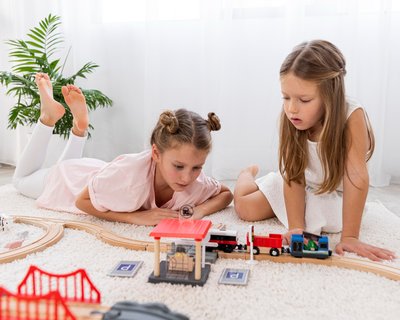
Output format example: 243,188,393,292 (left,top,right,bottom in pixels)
0,265,102,320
